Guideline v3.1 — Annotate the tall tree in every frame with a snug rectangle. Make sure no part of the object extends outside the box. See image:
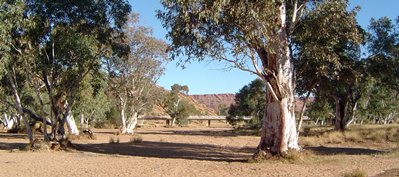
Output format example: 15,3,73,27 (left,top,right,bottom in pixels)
227,79,266,127
158,0,360,154
0,0,35,142
107,13,167,134
0,0,131,141
162,84,192,126
292,2,363,130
